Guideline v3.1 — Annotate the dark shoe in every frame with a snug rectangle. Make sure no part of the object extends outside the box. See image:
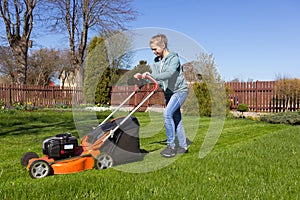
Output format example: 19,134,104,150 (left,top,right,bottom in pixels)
177,147,188,154
160,146,176,157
